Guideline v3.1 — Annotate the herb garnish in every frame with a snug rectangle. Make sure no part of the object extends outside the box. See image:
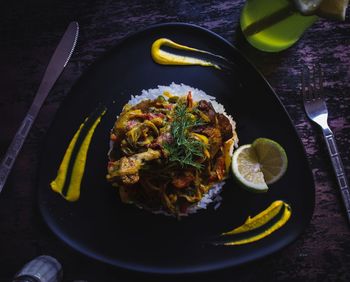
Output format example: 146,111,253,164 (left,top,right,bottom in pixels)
164,103,205,170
